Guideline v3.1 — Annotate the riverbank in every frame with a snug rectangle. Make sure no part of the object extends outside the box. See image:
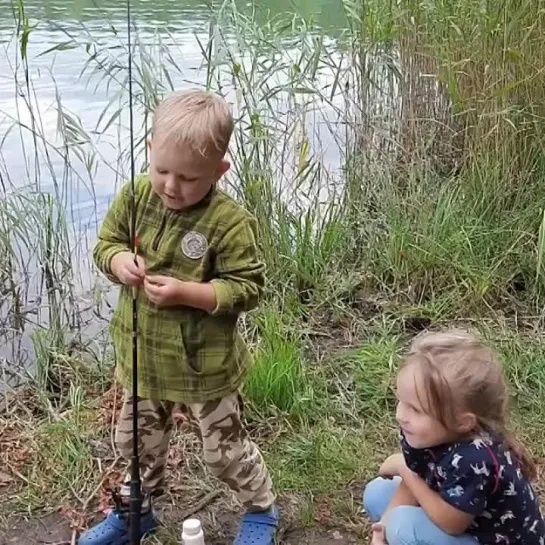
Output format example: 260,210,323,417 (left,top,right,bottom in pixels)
1,314,545,544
